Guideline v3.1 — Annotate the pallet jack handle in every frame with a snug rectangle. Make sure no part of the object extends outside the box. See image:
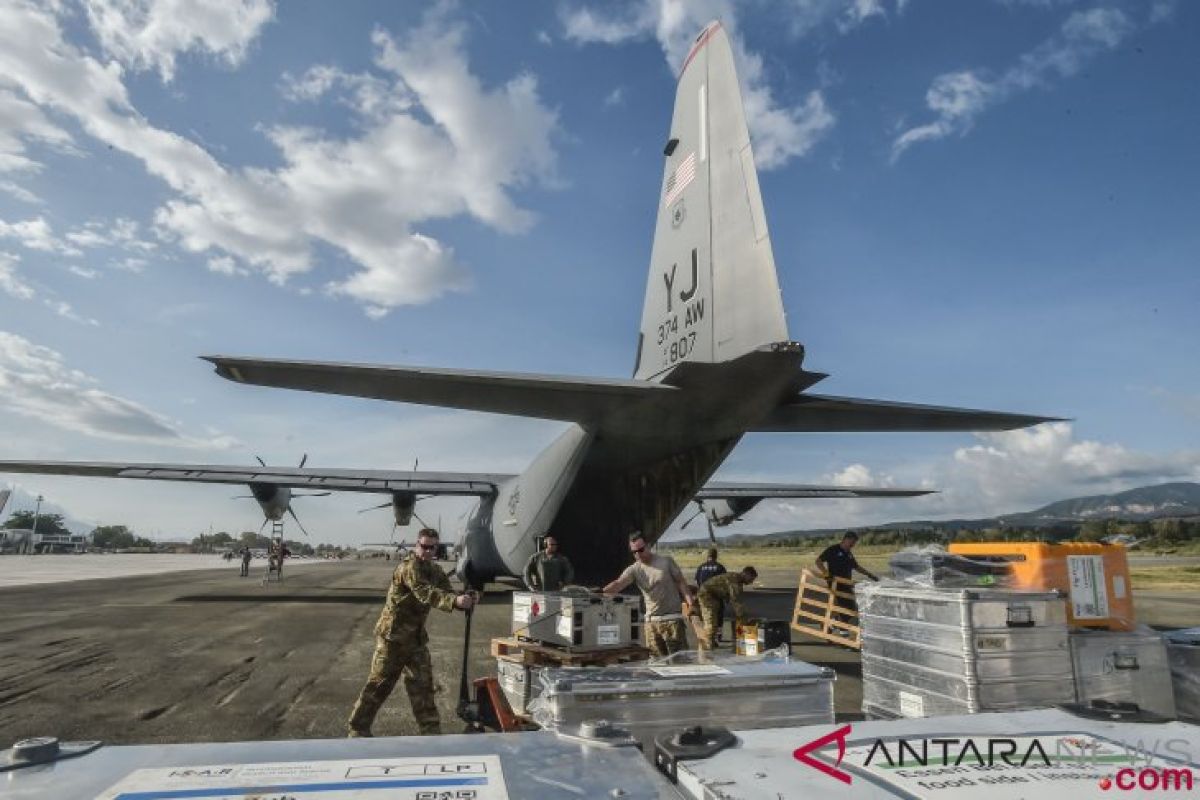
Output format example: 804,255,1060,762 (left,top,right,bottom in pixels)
455,594,484,731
